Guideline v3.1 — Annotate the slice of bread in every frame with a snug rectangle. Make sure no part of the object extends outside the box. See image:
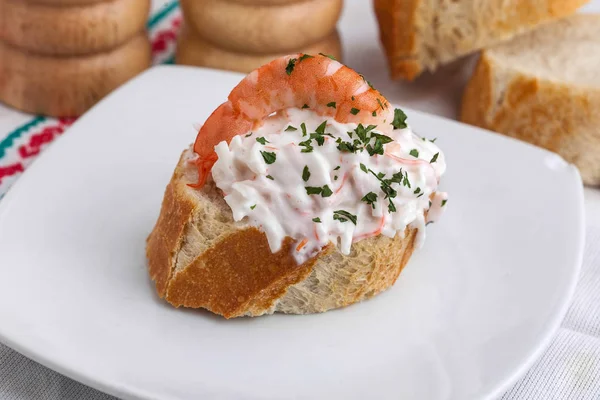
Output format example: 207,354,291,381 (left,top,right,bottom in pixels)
146,149,418,319
373,0,589,81
461,13,600,186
